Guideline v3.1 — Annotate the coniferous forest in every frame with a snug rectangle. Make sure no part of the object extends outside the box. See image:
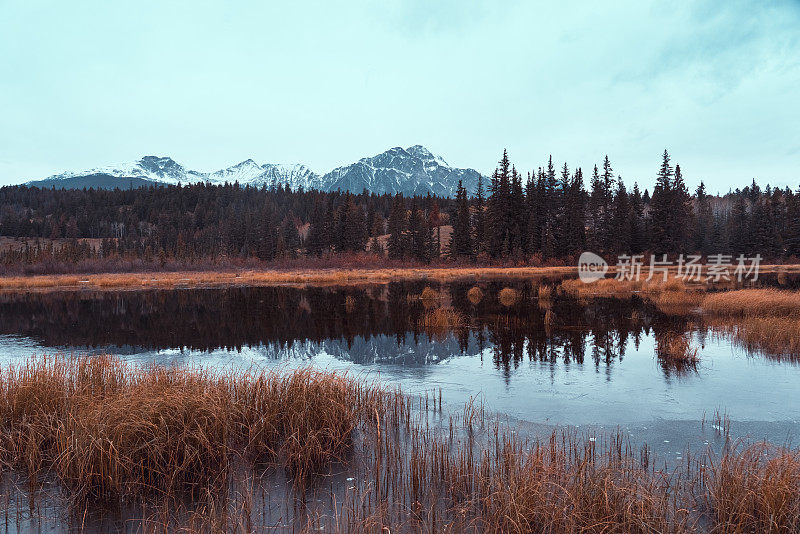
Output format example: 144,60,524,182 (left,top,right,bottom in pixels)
0,150,797,273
